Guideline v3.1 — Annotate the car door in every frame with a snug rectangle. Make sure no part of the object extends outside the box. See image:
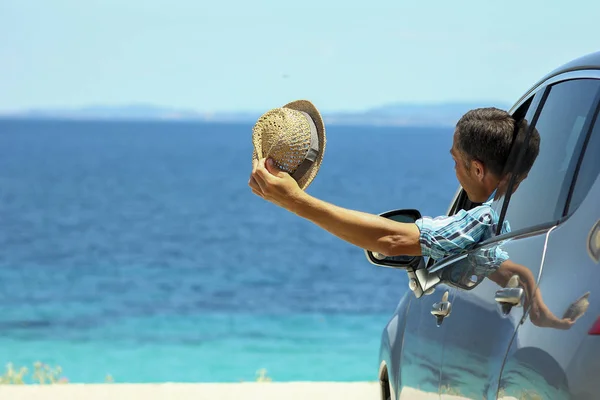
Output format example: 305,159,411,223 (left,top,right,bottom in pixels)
395,282,455,399
396,92,541,399
434,76,600,399
498,77,600,400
